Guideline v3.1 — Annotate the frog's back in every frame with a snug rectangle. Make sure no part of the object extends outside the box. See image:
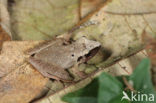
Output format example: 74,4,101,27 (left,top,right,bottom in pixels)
34,39,76,69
